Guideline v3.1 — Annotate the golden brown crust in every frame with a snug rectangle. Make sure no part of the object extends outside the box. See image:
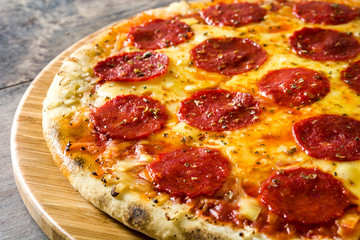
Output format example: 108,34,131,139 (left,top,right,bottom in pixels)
42,2,264,239
43,0,360,239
